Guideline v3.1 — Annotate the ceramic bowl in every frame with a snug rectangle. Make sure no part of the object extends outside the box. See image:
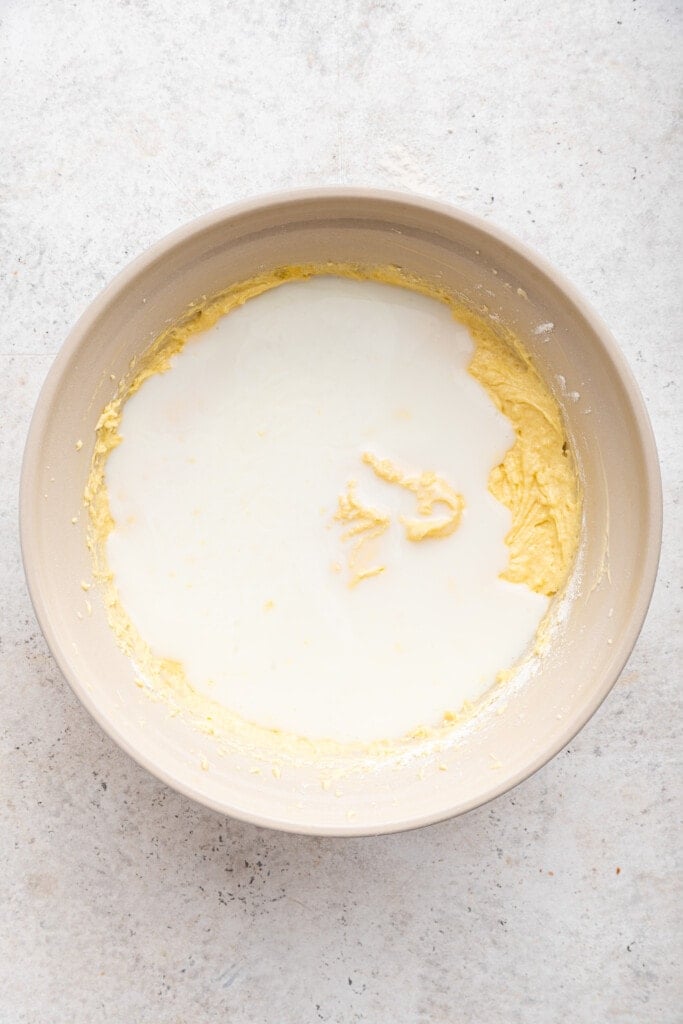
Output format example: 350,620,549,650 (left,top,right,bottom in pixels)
21,189,662,835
